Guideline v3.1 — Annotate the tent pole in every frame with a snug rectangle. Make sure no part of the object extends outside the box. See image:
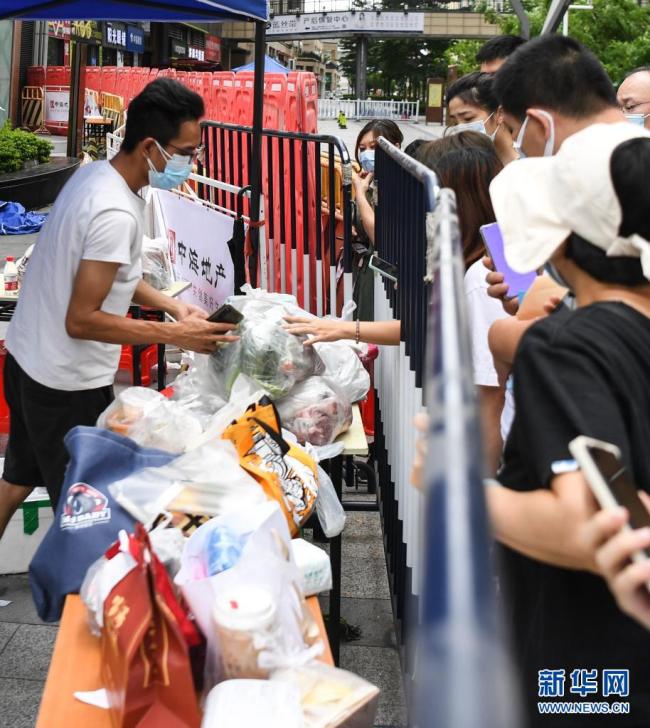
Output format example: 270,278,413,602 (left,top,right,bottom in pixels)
248,19,266,288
